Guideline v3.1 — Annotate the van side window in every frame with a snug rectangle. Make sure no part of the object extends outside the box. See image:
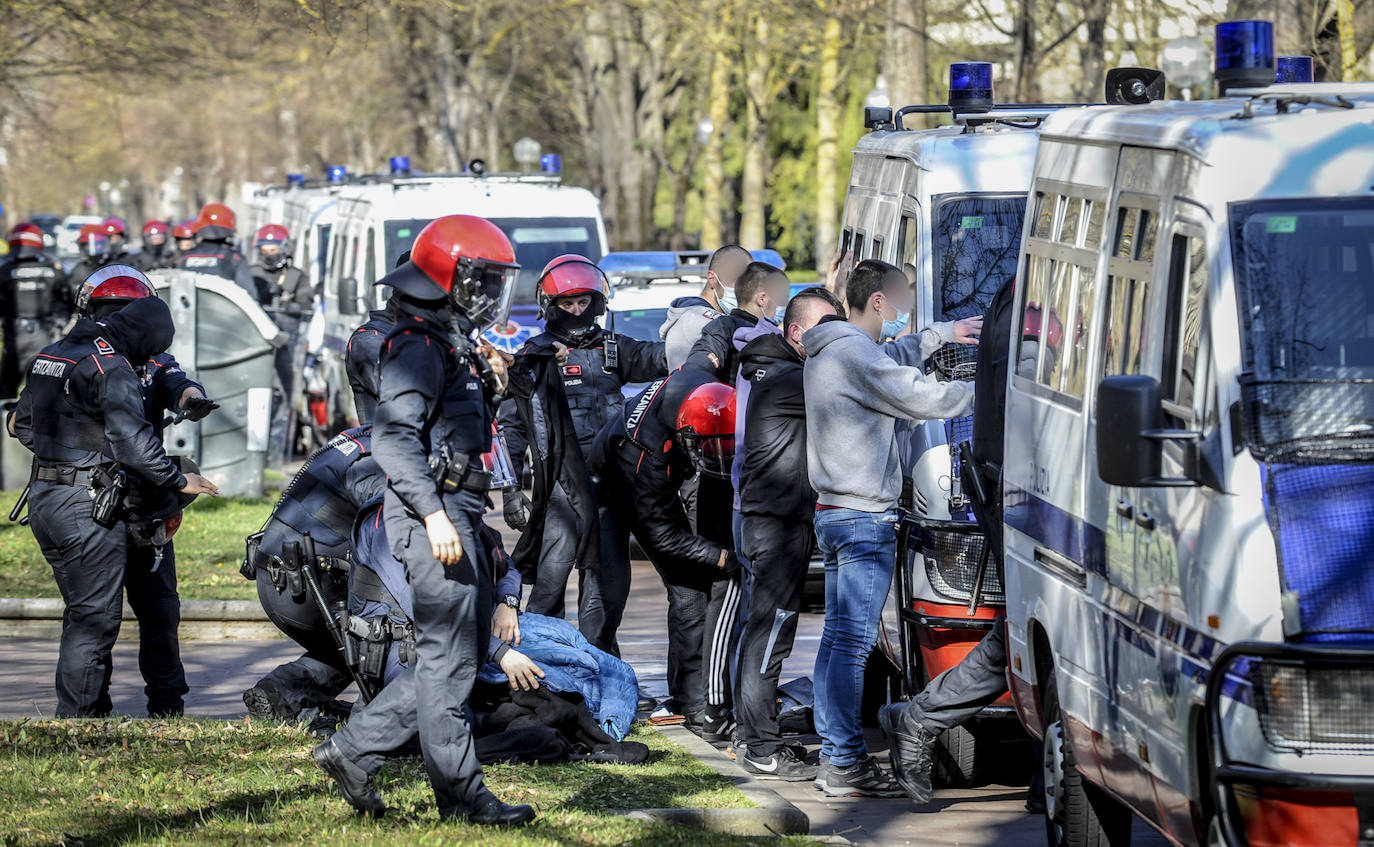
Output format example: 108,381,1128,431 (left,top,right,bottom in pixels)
872,236,885,261
1162,233,1207,417
1102,202,1159,378
852,232,866,260
363,228,377,288
899,214,918,270
1032,192,1055,239
840,229,853,257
